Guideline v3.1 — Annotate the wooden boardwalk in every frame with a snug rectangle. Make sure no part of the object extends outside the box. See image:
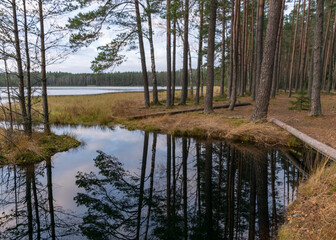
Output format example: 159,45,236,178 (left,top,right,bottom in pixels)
271,118,336,161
